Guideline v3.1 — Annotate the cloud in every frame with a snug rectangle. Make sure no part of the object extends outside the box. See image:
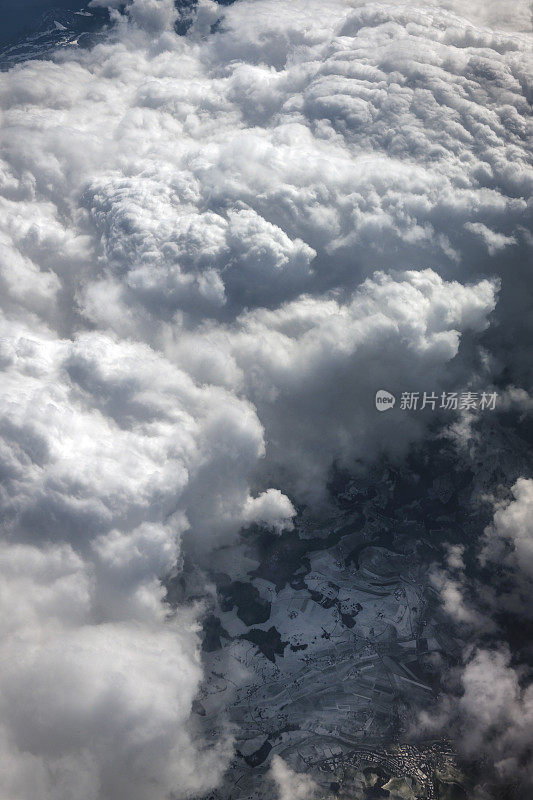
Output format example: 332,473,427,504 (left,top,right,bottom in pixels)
457,648,533,775
419,646,533,797
269,755,318,800
171,268,497,501
2,0,529,343
423,478,533,796
482,478,533,585
0,0,531,797
0,314,293,798
0,545,230,800
437,0,532,32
